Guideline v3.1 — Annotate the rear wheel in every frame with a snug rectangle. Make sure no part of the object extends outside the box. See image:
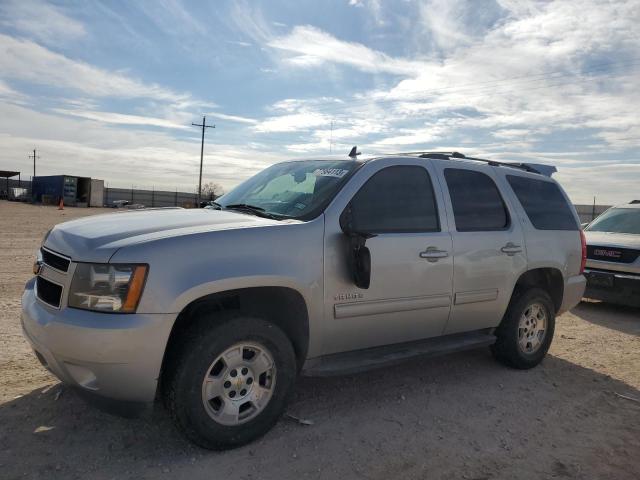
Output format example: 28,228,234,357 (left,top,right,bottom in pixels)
492,288,555,369
164,315,296,449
